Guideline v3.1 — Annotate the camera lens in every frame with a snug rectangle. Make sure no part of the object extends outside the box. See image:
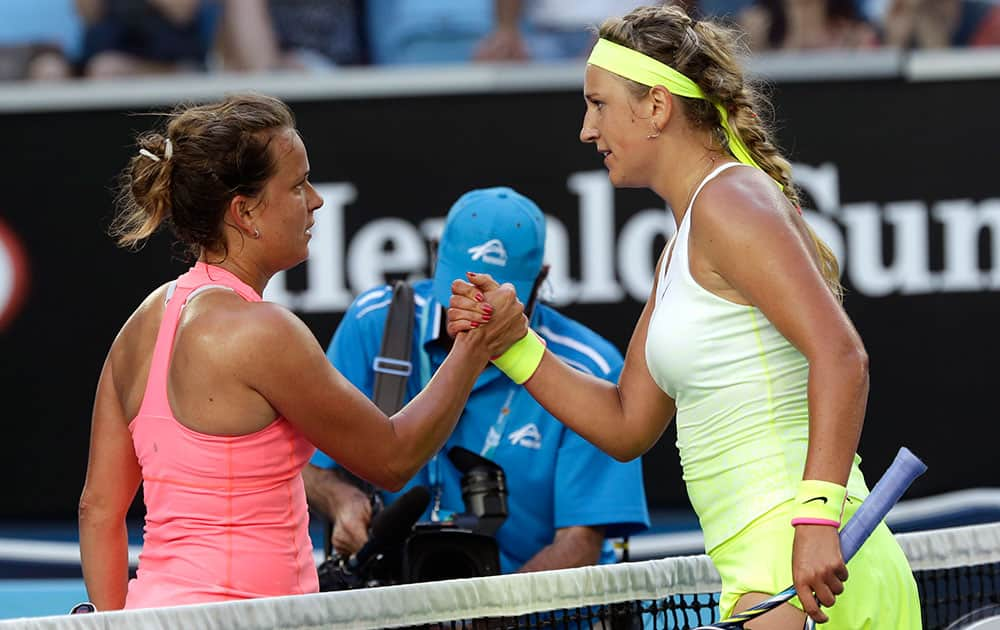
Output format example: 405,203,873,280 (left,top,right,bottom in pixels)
461,466,508,536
